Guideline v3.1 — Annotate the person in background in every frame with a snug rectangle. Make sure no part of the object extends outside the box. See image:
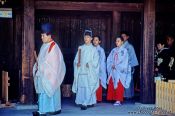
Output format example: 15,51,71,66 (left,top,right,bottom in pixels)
93,36,107,102
166,35,175,80
155,39,170,81
33,23,66,116
121,31,138,100
107,36,131,106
